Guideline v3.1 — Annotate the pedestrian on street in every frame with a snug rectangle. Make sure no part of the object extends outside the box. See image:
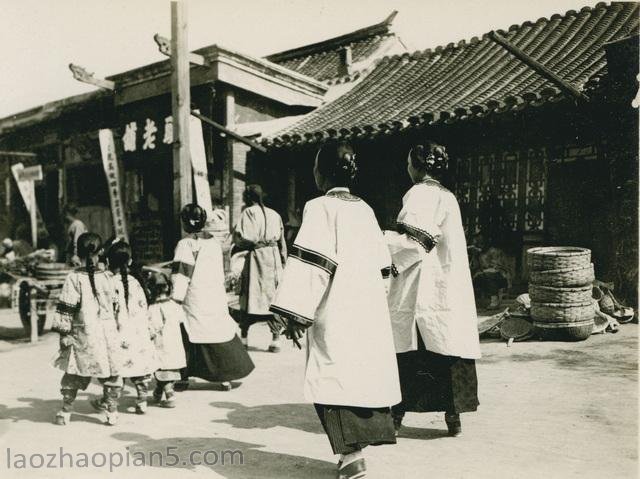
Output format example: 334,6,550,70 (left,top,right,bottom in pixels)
146,270,187,408
232,185,287,352
385,141,481,437
63,204,87,267
99,240,158,415
271,141,401,479
172,204,254,391
51,232,123,426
